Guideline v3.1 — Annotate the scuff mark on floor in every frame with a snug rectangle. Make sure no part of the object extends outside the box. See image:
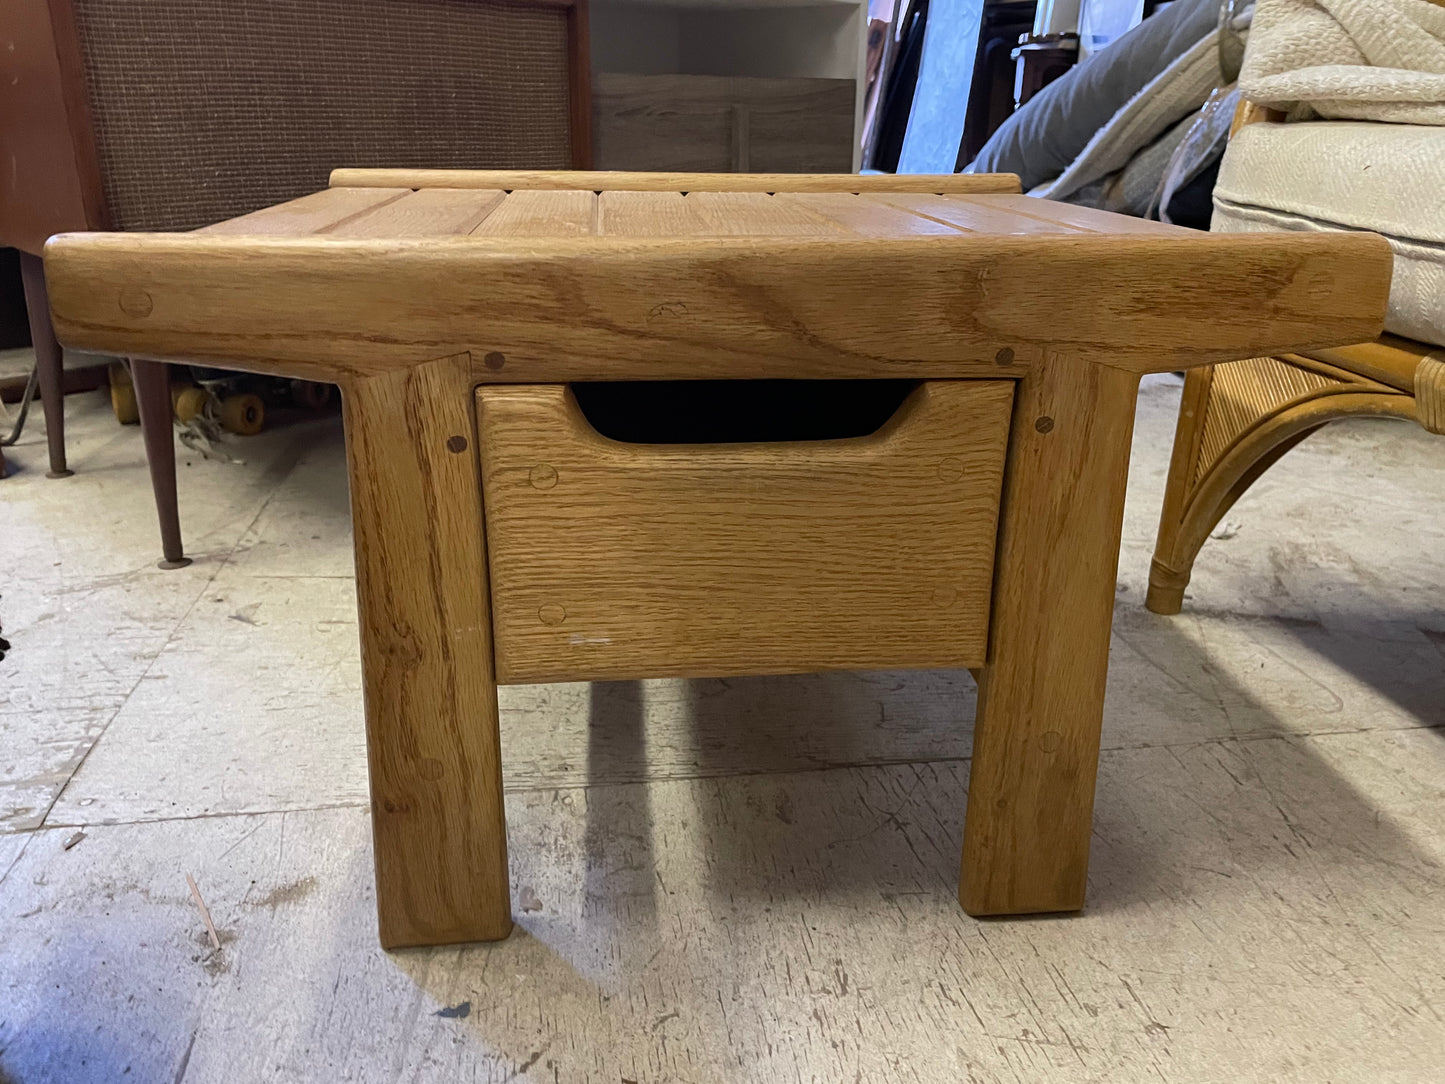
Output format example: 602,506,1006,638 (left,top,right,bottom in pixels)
229,603,262,626
503,1047,547,1082
171,1029,198,1084
252,875,317,909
